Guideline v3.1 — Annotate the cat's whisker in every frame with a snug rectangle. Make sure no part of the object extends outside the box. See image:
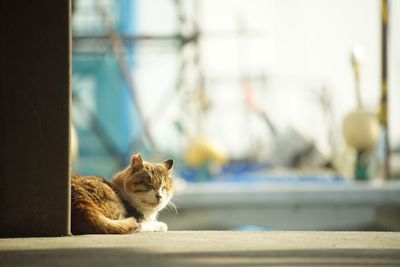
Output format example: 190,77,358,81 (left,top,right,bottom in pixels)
165,205,175,214
167,201,178,214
